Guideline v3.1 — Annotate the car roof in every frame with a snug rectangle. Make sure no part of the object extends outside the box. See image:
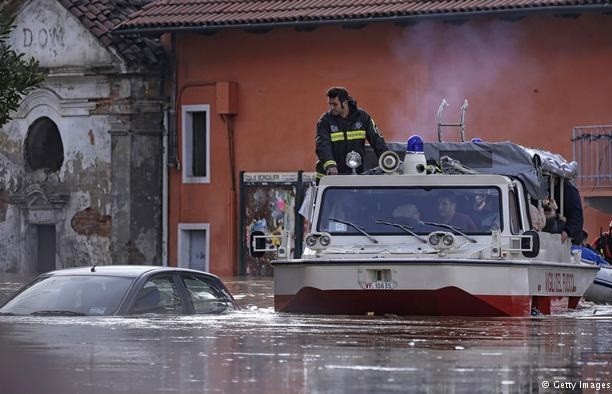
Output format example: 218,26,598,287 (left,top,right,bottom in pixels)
42,265,219,279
